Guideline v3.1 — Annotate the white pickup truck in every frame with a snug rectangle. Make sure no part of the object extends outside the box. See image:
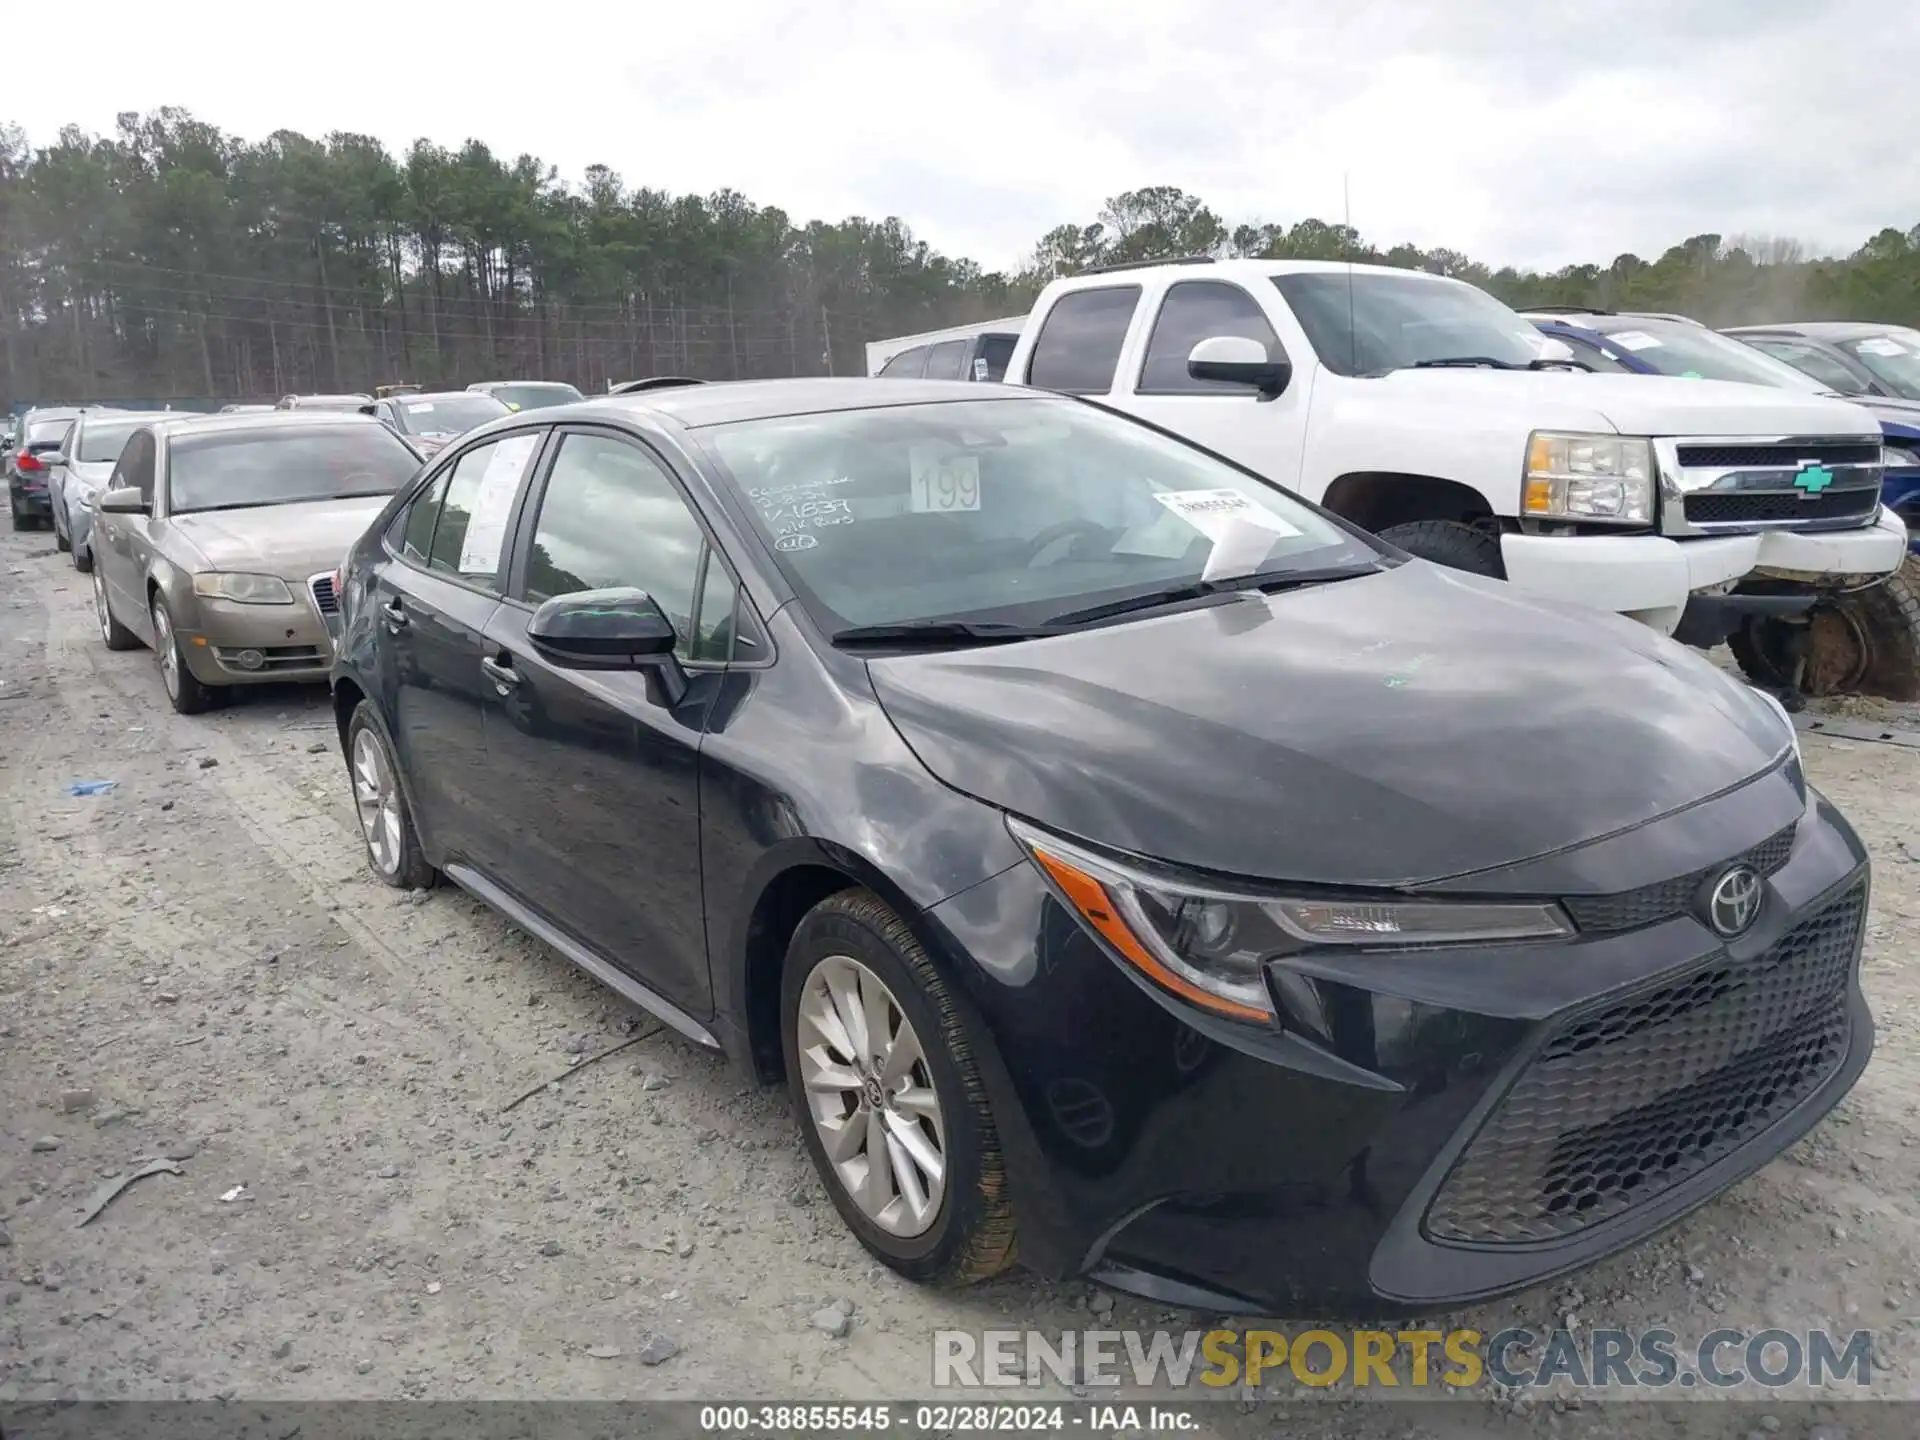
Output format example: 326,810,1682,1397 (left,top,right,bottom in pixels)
874,259,1916,698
